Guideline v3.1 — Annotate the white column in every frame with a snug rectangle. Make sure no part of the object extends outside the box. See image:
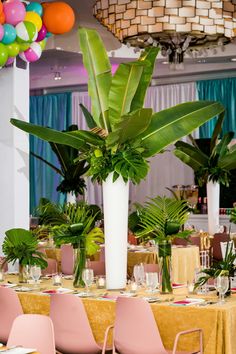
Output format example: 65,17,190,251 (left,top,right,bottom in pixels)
207,181,220,235
0,63,29,255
